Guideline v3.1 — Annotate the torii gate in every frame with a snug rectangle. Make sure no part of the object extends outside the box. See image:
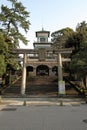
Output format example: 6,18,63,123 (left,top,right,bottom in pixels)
13,48,72,96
